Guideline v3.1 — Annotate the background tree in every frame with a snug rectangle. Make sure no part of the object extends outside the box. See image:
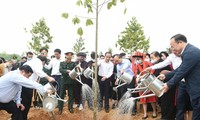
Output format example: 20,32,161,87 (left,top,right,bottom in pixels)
0,52,20,61
116,17,150,54
25,18,53,55
98,51,103,56
108,47,113,54
72,37,87,55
